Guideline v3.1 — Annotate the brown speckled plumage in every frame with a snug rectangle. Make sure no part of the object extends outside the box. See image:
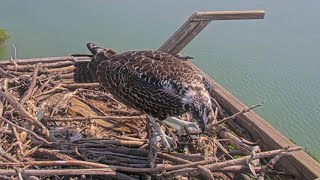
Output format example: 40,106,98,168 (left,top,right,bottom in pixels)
74,43,213,128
